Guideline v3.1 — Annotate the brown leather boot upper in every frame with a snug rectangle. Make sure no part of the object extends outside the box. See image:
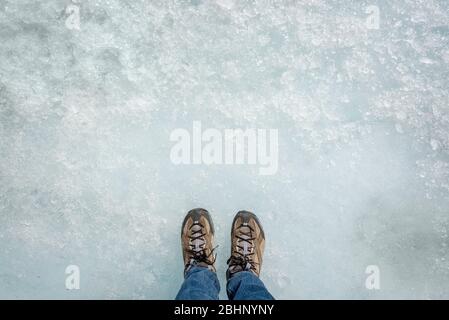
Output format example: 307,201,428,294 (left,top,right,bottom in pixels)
227,210,265,279
181,208,217,275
